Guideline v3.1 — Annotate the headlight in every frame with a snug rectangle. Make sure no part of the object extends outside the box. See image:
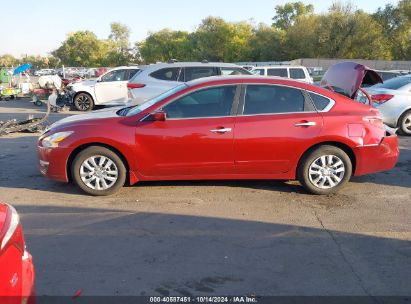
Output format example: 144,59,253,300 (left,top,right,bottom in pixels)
42,131,74,148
